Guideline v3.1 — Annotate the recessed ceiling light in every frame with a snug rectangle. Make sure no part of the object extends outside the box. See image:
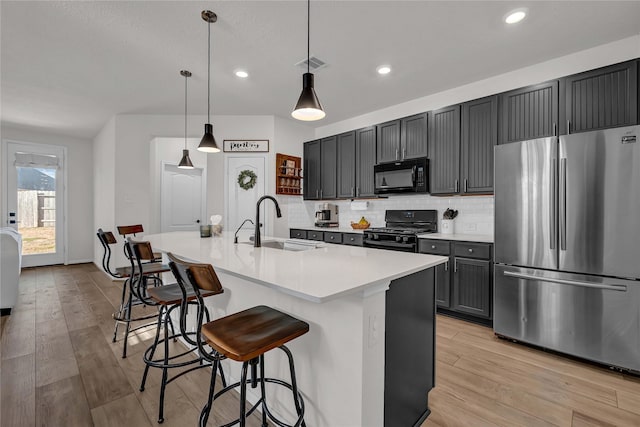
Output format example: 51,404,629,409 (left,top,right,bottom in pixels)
377,65,391,75
505,8,527,24
235,70,249,78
